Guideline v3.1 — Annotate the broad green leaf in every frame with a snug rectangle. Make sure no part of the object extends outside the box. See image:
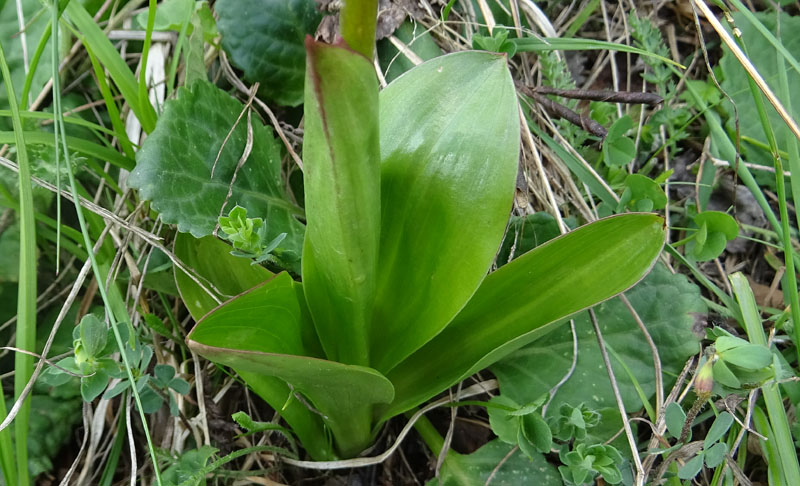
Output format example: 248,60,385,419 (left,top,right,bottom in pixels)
301,40,380,366
712,359,741,388
216,0,321,106
490,263,702,416
129,80,305,270
173,232,273,321
695,211,739,240
383,214,666,419
372,50,520,373
187,273,393,457
519,413,552,455
429,439,561,486
719,344,773,370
